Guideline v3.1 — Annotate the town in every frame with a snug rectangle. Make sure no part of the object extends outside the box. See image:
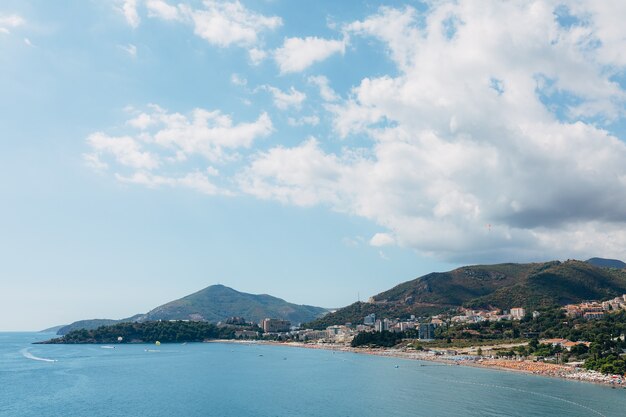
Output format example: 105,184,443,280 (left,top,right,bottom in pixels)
233,294,626,345
218,294,626,385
